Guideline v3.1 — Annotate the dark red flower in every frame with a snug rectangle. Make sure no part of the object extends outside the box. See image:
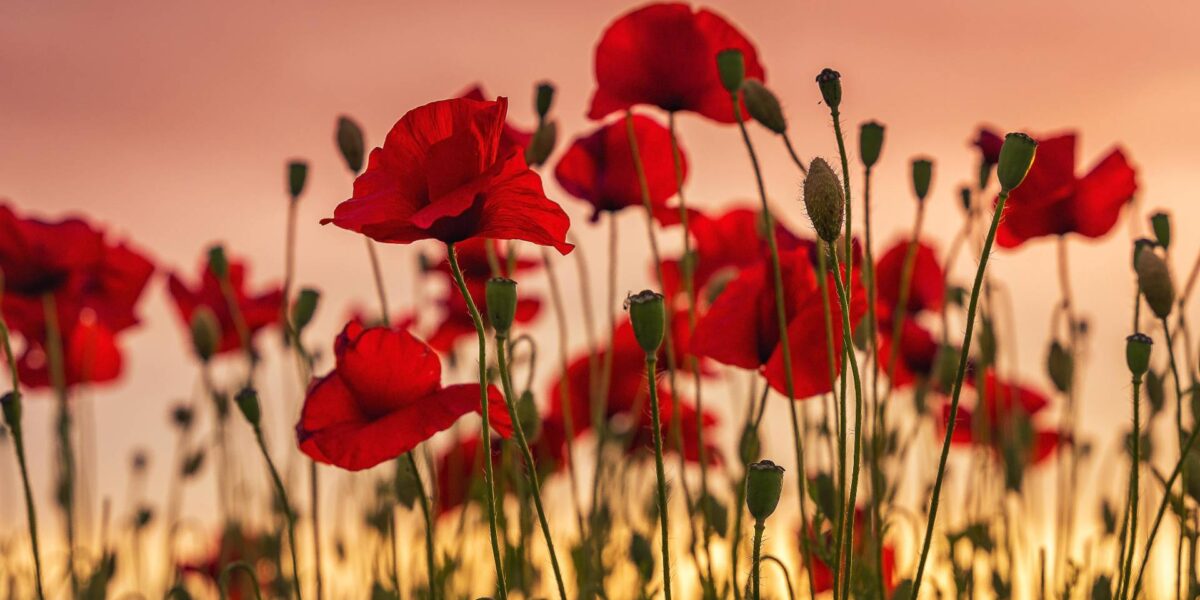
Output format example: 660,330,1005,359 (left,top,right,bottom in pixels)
588,3,766,123
458,84,533,158
323,97,573,254
296,321,511,471
876,319,939,390
693,245,865,399
555,114,685,222
996,133,1137,248
875,239,943,321
973,127,1004,166
943,370,1061,466
167,255,282,356
433,435,501,517
804,510,897,595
